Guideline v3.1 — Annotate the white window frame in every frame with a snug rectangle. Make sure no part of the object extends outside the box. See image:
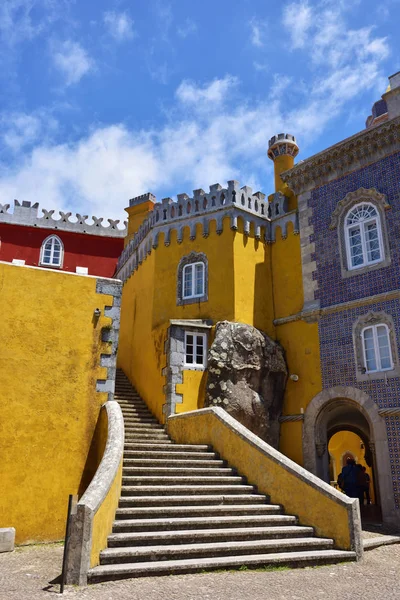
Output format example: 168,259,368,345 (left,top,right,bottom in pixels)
182,262,205,300
361,324,393,374
344,202,384,271
184,331,207,368
40,235,64,268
